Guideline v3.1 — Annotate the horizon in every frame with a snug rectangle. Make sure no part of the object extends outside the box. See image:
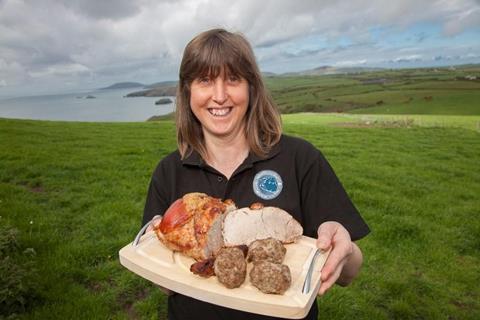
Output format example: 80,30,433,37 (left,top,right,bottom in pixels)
1,62,479,100
1,0,479,97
